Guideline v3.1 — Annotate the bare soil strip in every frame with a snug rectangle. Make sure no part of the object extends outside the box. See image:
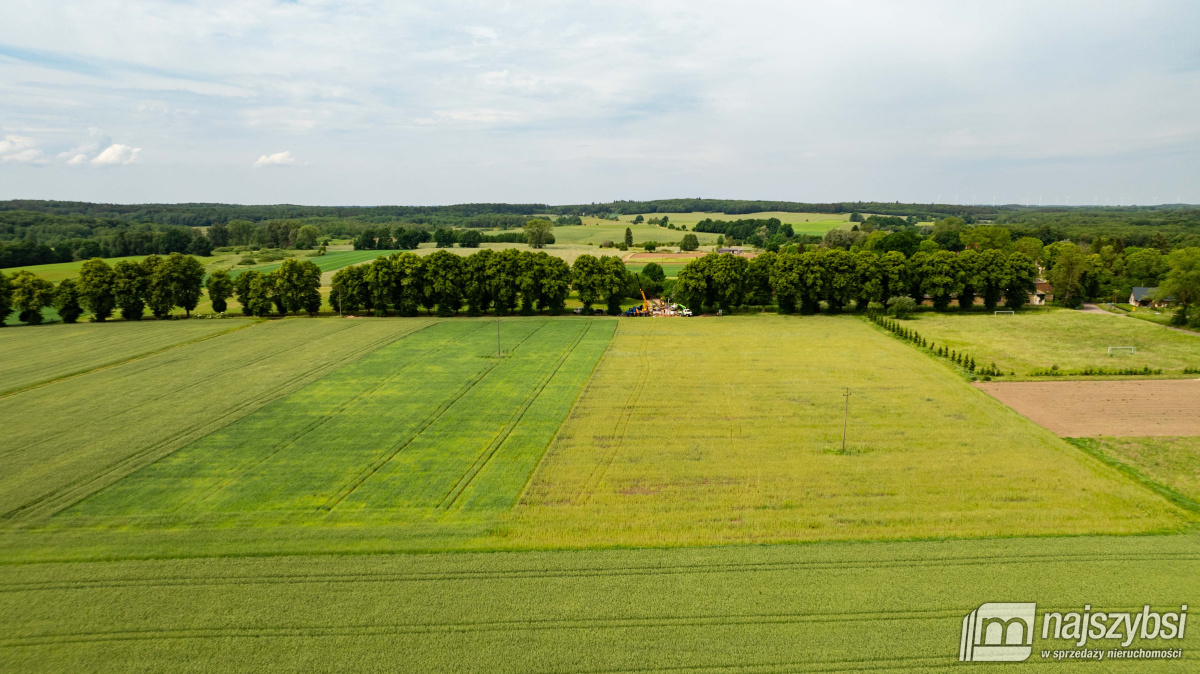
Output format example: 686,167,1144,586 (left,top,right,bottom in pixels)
976,379,1200,437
